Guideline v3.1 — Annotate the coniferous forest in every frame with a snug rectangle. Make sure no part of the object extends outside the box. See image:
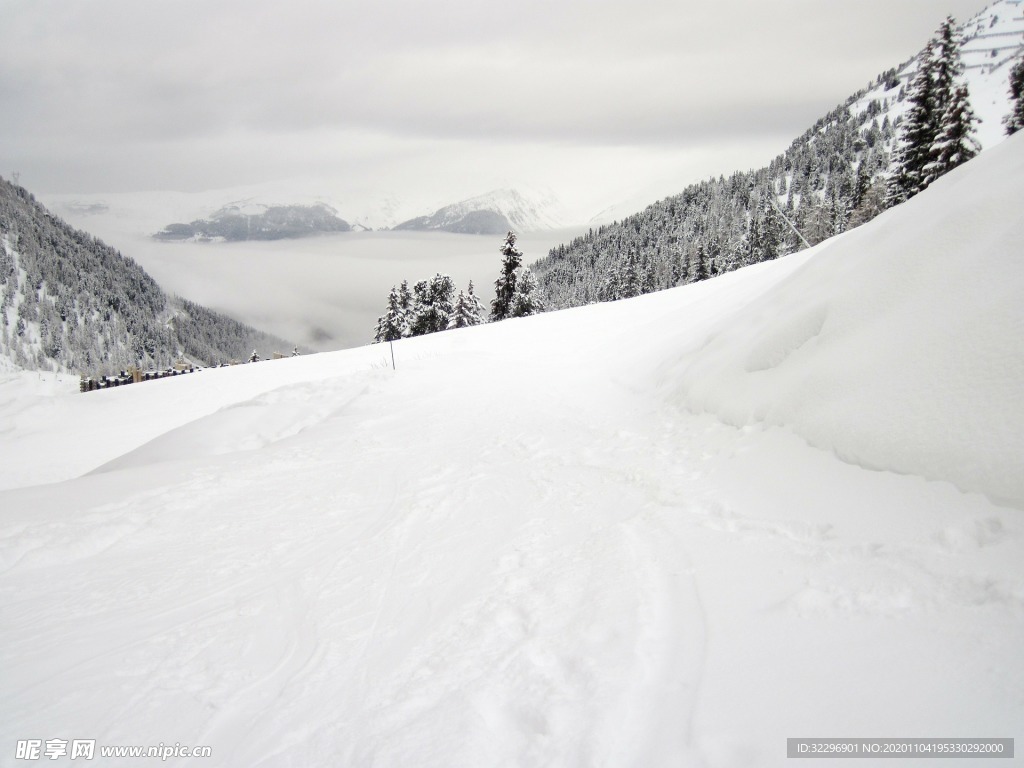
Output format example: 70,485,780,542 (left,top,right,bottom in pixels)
532,15,1017,311
0,177,294,375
